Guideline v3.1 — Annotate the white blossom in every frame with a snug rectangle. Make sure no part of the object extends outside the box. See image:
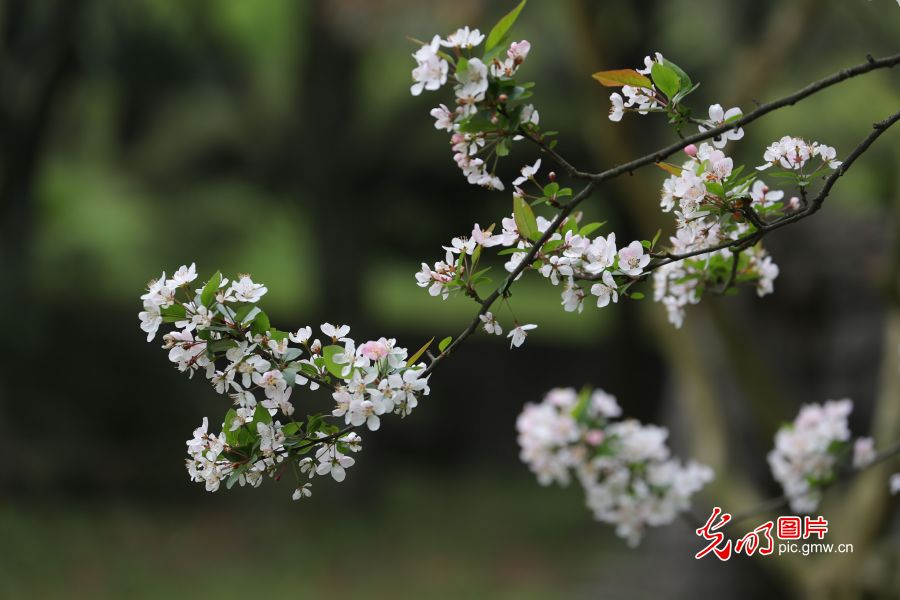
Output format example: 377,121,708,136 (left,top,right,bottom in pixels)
852,437,876,469
698,104,744,149
479,311,503,335
411,36,448,96
617,241,650,277
229,275,268,303
768,399,853,513
517,387,713,546
508,323,537,348
441,26,484,49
